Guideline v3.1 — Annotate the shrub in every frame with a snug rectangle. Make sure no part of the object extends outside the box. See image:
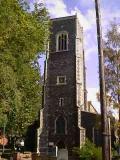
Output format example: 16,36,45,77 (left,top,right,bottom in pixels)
73,139,102,160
